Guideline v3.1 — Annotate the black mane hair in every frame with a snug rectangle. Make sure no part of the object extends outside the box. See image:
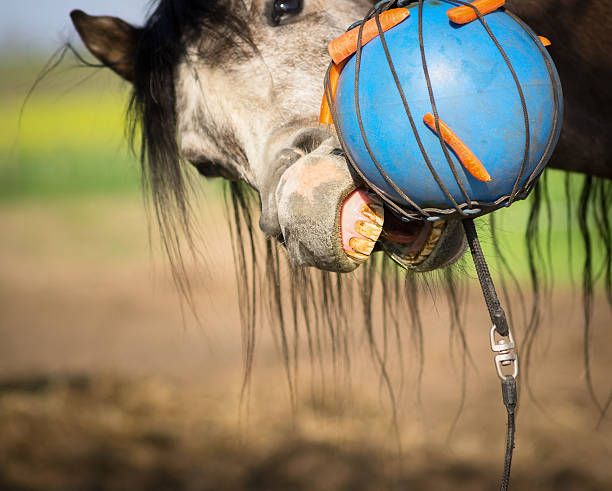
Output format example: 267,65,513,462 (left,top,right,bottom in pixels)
127,0,253,304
